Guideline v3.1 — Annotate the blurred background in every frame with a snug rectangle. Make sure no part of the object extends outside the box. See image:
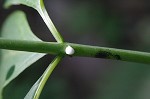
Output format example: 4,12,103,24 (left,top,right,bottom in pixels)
0,0,150,99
